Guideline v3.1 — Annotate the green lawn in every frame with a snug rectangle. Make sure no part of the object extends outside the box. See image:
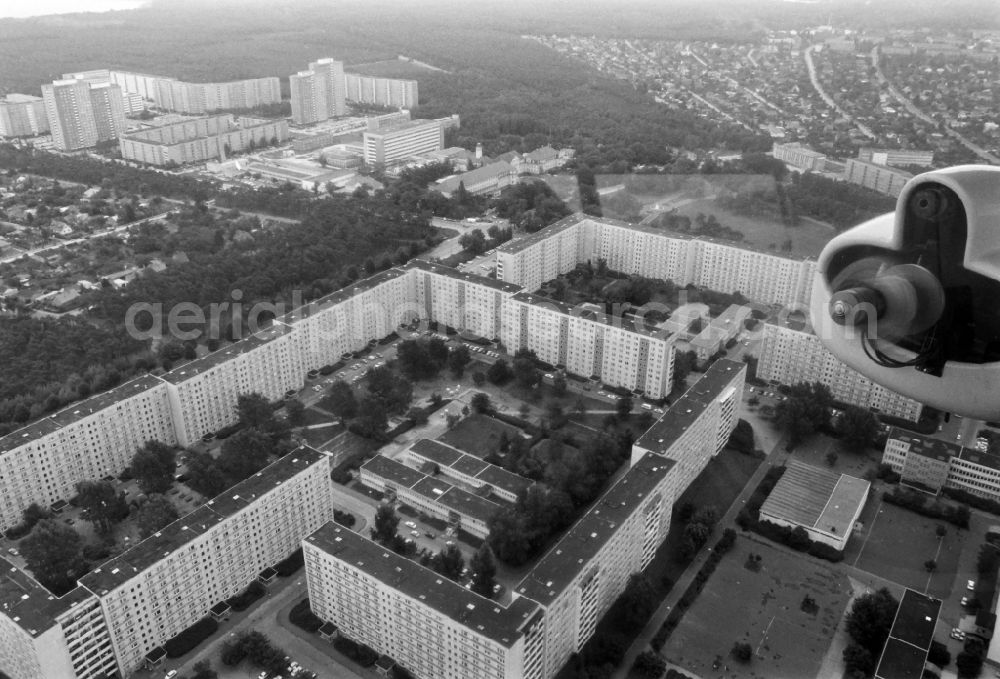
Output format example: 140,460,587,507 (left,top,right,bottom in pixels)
843,499,966,598
438,413,527,458
661,536,852,679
